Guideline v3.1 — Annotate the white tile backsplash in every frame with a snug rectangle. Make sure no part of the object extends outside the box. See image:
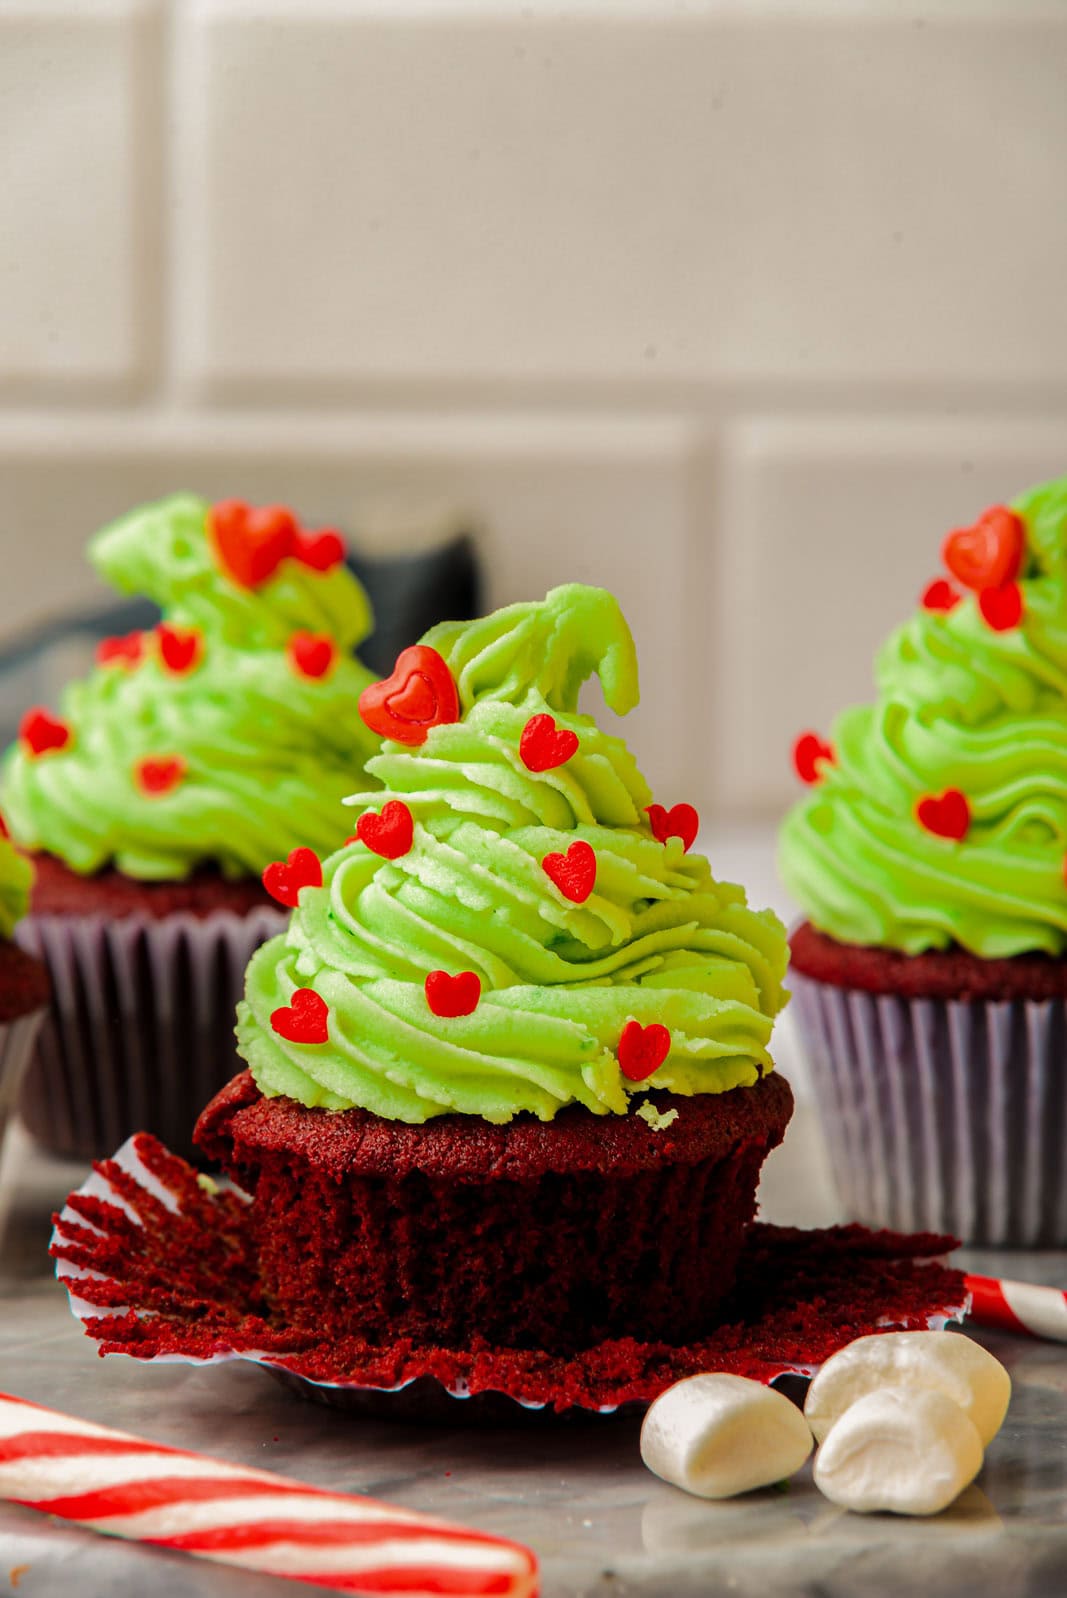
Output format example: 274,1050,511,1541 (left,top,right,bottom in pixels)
2,1,1067,820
